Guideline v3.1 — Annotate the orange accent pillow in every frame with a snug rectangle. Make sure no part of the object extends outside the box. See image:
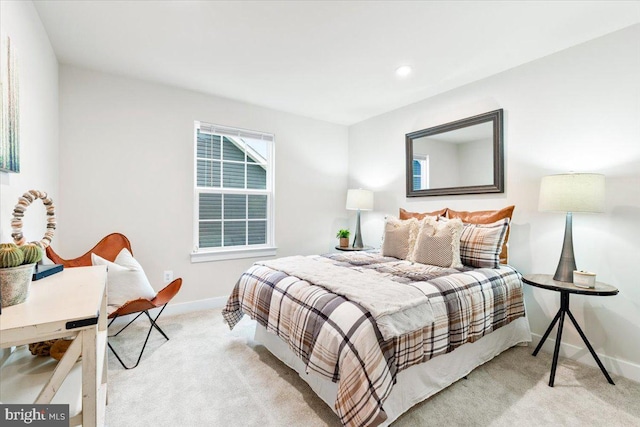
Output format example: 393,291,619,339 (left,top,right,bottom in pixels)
447,205,515,264
399,208,447,220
